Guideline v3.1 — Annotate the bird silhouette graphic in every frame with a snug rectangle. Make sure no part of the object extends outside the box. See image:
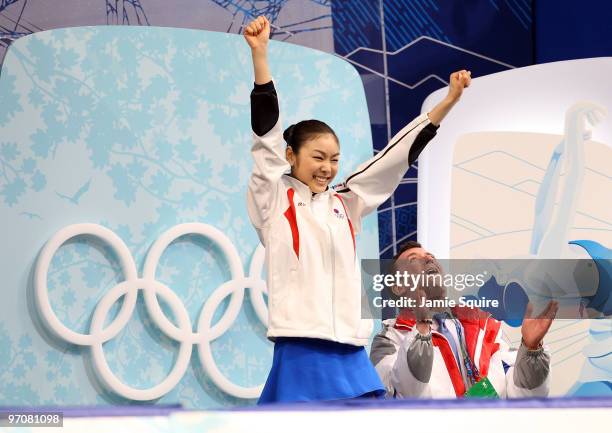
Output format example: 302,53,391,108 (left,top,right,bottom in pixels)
19,212,42,220
56,179,91,205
